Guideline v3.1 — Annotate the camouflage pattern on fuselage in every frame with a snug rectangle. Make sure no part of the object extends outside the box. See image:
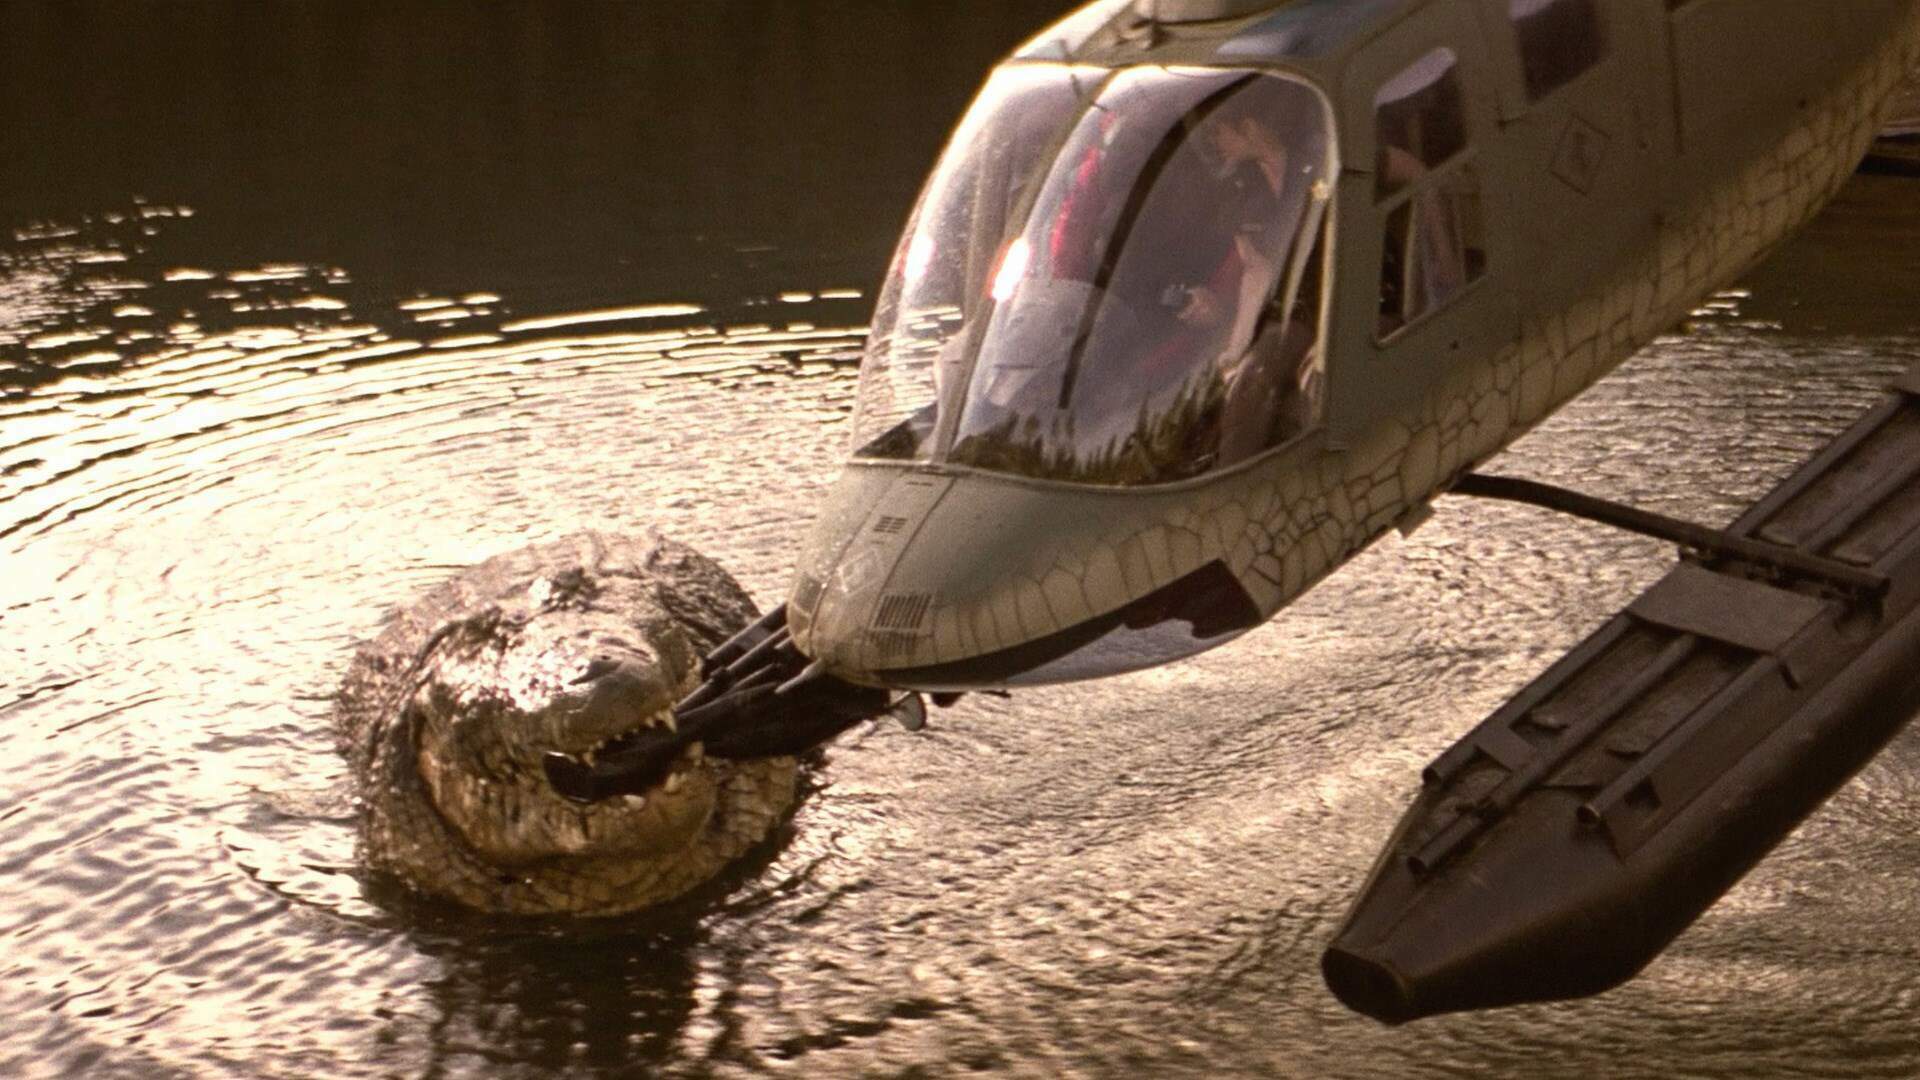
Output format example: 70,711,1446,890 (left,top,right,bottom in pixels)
792,0,1920,691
